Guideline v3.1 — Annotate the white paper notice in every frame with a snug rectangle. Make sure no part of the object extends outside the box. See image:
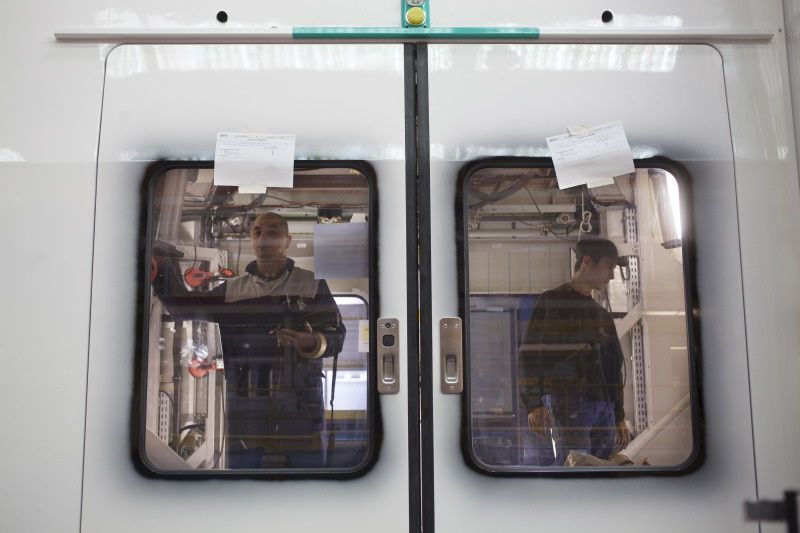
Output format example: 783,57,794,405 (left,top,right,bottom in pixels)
546,121,634,190
358,320,370,353
214,132,295,192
